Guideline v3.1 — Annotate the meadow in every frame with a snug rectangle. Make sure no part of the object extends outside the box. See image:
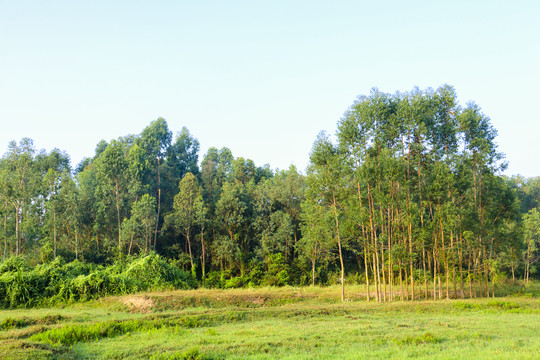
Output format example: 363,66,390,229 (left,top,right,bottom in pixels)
0,285,538,359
